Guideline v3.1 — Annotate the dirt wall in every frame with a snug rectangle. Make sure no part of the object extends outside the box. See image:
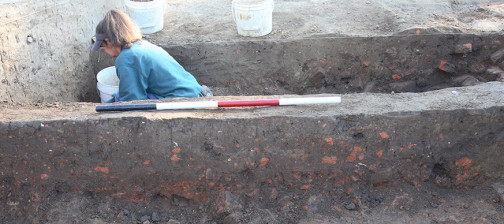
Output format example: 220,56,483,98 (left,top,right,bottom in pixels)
0,0,122,104
1,102,503,223
163,32,504,96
